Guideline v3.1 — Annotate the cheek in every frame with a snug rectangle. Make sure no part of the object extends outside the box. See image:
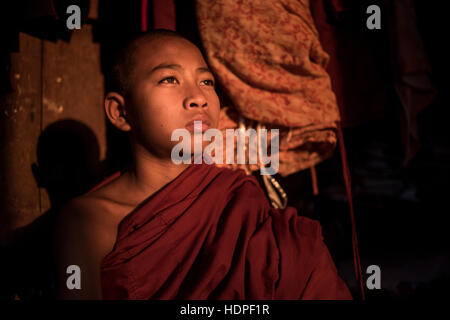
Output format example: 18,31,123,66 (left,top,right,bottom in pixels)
147,109,185,144
138,91,179,126
208,93,221,125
